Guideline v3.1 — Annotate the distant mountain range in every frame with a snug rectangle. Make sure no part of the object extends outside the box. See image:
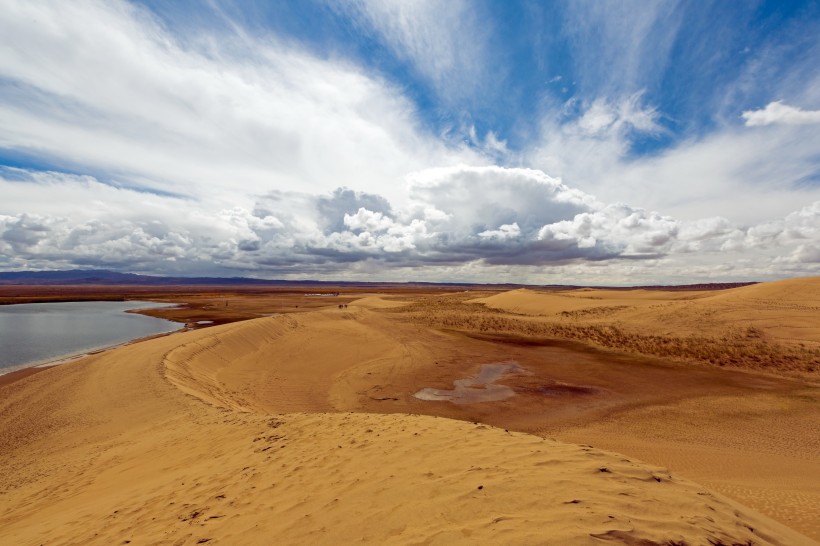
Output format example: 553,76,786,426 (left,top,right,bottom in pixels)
0,269,758,291
0,269,379,287
0,269,540,288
